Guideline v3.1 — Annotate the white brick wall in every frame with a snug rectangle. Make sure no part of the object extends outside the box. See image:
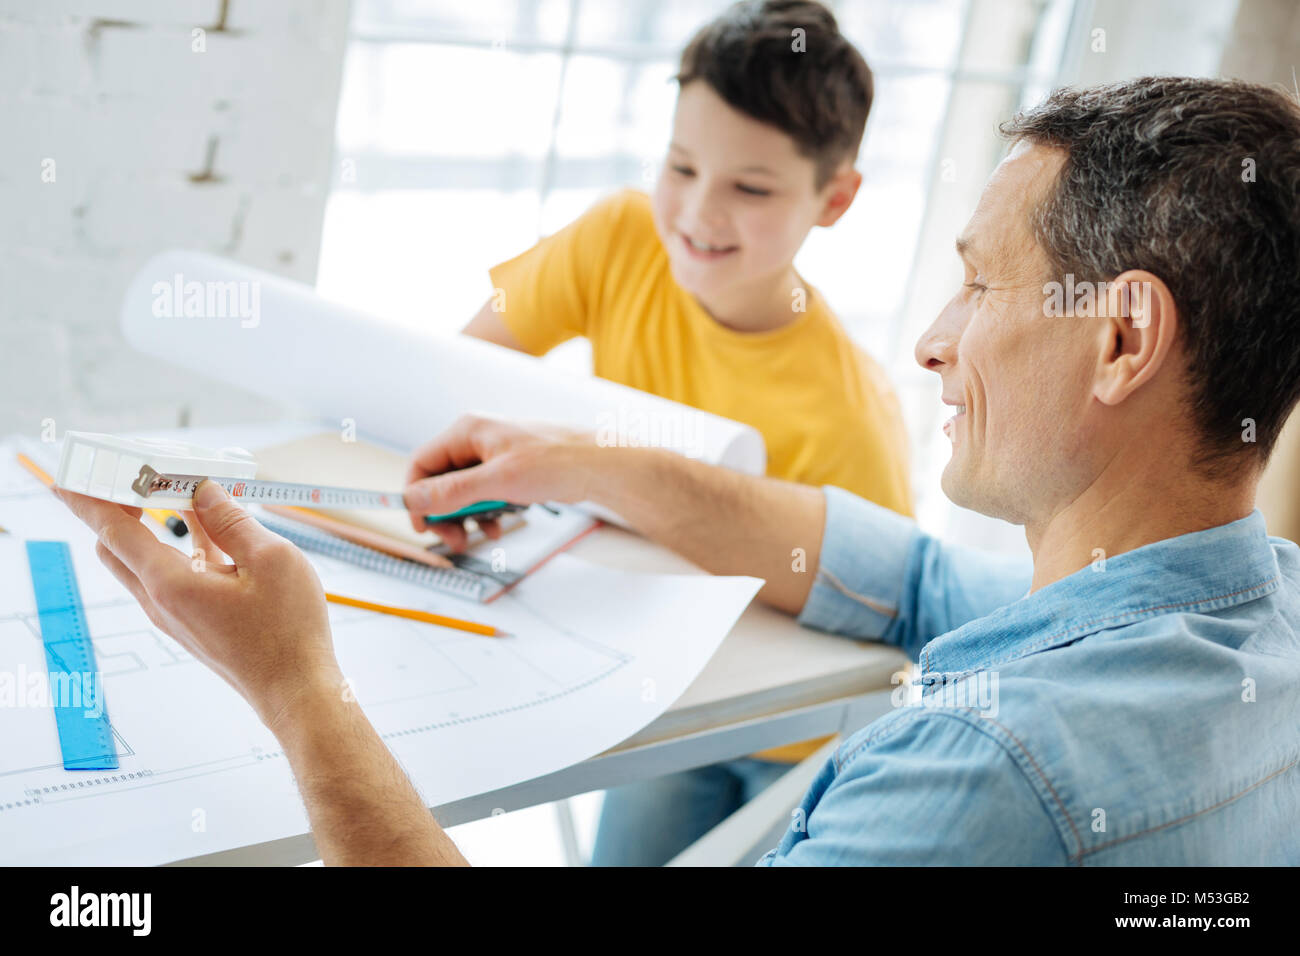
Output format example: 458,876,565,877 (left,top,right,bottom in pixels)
0,0,351,438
